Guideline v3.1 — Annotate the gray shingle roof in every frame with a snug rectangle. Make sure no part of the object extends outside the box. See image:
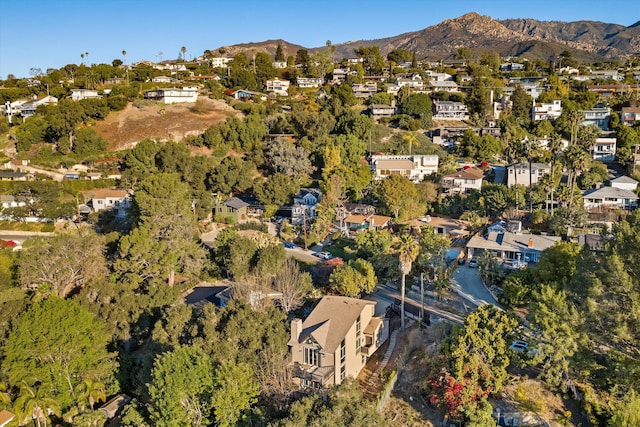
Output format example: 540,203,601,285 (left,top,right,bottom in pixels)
224,197,249,209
